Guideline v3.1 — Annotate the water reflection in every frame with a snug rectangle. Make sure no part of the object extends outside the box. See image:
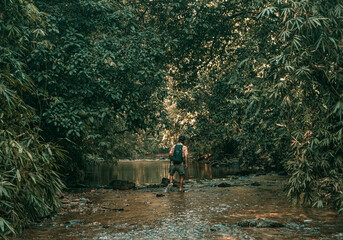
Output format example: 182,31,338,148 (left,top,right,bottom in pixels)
85,160,235,186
